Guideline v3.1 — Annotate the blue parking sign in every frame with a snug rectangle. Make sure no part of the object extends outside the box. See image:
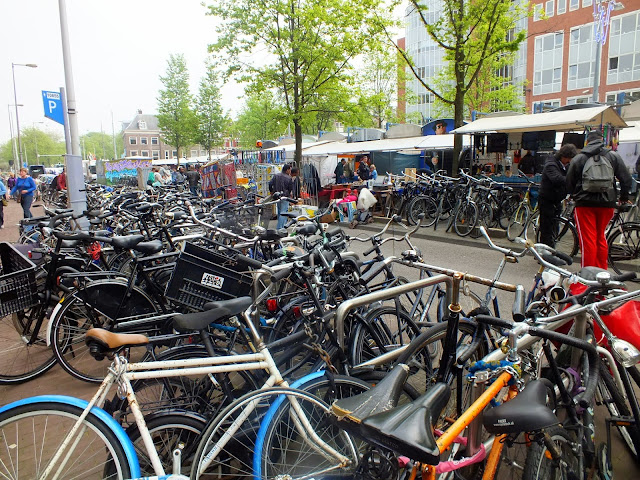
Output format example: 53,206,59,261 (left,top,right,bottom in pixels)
42,90,65,125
